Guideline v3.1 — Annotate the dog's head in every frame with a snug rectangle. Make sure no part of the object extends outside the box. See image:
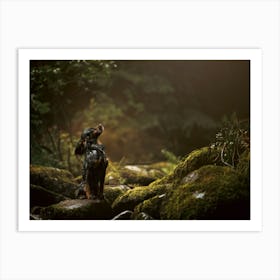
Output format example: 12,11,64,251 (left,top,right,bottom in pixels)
81,124,104,141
